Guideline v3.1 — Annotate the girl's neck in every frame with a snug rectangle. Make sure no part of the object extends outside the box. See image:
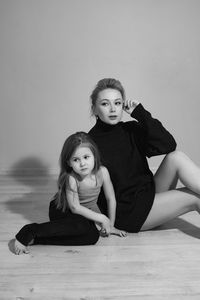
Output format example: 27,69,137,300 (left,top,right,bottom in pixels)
72,170,95,182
